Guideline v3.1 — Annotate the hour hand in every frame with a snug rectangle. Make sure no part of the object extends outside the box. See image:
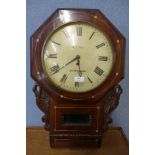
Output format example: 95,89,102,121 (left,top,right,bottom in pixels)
51,55,80,75
63,55,80,67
